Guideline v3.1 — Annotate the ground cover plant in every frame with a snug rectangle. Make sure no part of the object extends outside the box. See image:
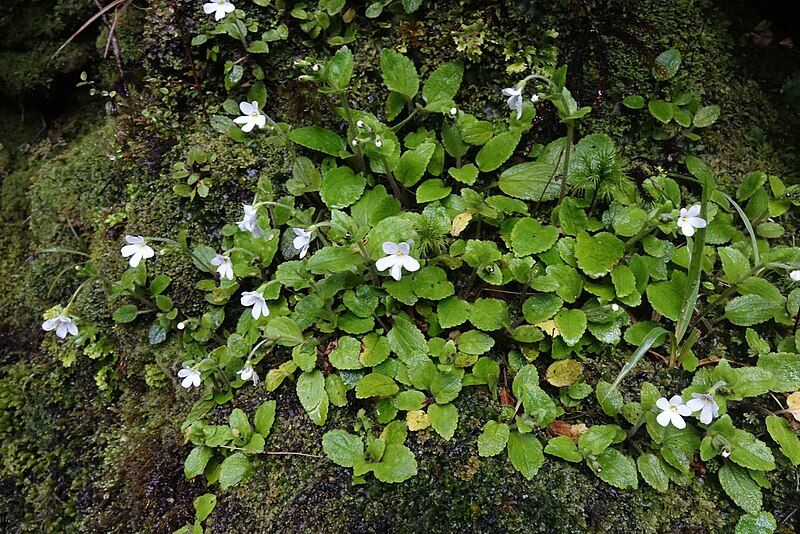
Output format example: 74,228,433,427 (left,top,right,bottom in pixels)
2,0,800,532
